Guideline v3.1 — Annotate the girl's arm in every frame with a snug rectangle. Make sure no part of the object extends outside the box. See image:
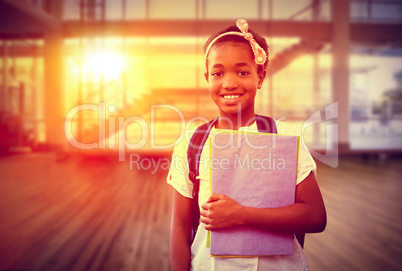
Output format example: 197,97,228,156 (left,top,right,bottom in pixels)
200,172,327,234
170,189,193,271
